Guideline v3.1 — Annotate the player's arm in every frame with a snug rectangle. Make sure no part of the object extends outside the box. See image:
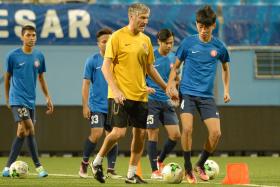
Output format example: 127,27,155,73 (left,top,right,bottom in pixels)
4,72,11,109
221,62,231,103
38,73,54,114
81,79,91,119
166,58,182,100
146,64,166,91
102,58,125,105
